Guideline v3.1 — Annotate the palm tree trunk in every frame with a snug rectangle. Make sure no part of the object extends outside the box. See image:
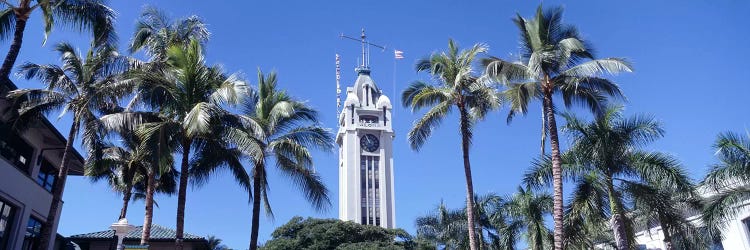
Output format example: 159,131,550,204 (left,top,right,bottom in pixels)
175,139,191,250
658,214,674,250
540,106,546,157
119,186,133,220
0,5,31,80
38,121,78,250
141,171,156,245
542,82,564,250
606,175,629,250
249,163,263,250
457,100,478,250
